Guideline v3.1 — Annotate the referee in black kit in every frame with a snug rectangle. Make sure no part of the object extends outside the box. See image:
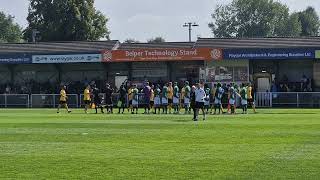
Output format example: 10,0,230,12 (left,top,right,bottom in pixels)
194,82,206,121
